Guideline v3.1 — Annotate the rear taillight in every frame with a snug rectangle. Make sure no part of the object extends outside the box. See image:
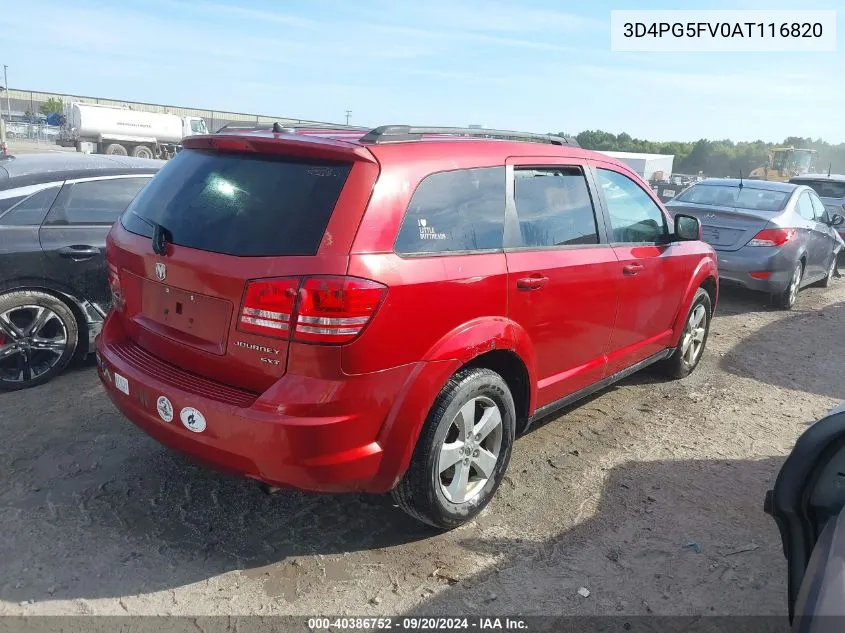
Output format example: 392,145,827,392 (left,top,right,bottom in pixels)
237,276,386,345
294,276,387,344
747,228,795,247
108,263,124,311
238,278,299,339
